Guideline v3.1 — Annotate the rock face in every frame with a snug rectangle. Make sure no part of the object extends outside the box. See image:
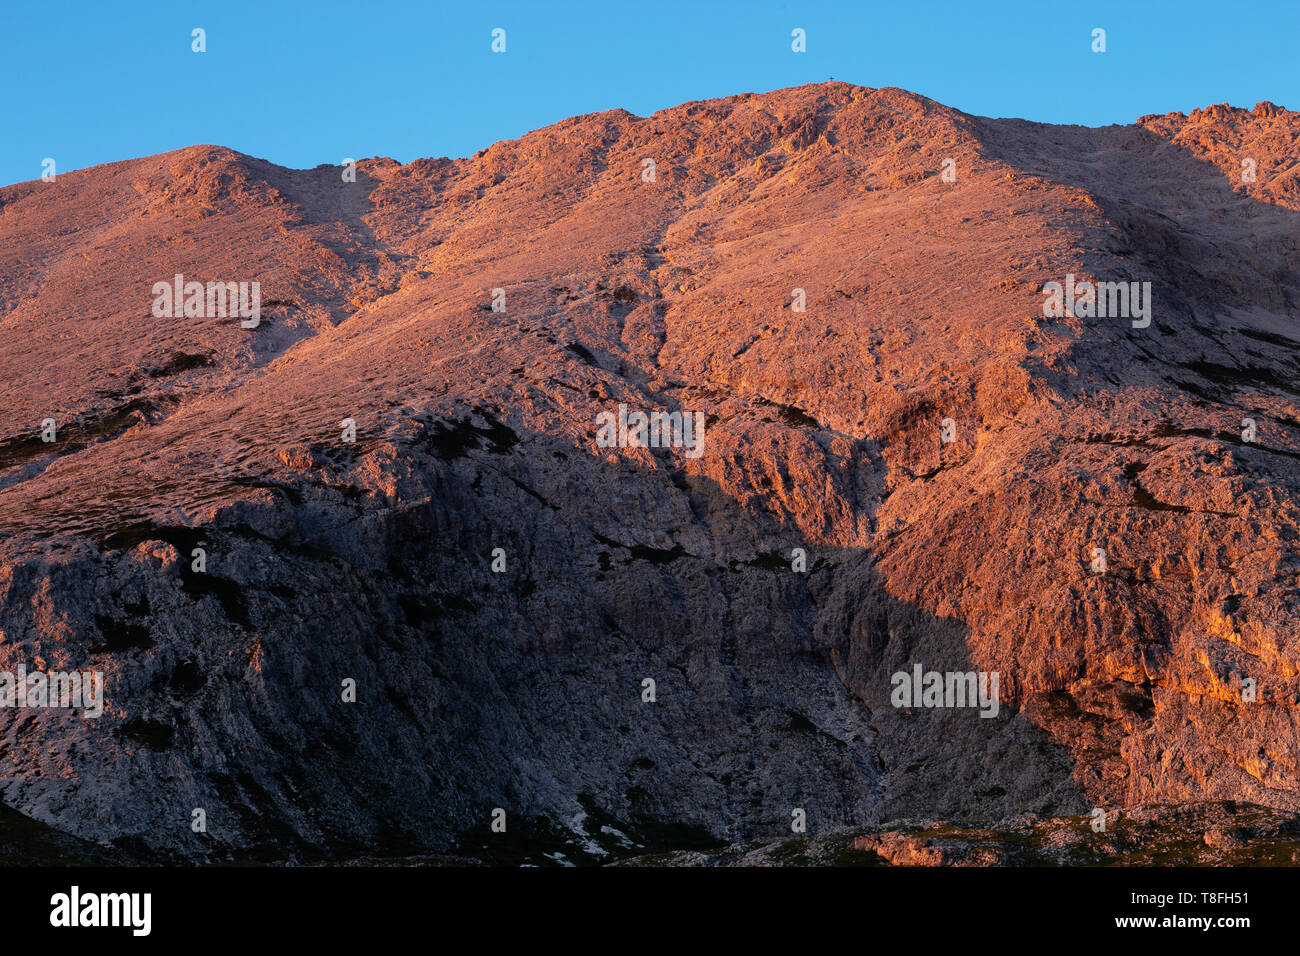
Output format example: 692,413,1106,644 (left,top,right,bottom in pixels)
2,82,1299,864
